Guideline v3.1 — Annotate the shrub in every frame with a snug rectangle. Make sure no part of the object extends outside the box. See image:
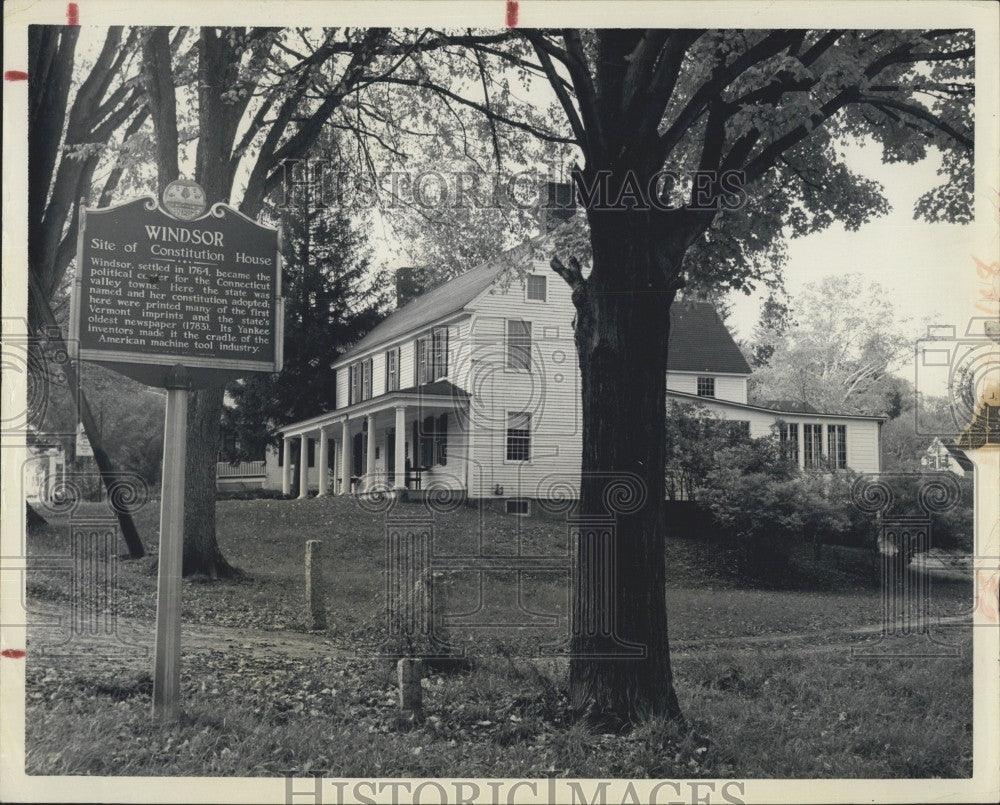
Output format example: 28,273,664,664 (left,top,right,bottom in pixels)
694,439,860,575
216,487,289,501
